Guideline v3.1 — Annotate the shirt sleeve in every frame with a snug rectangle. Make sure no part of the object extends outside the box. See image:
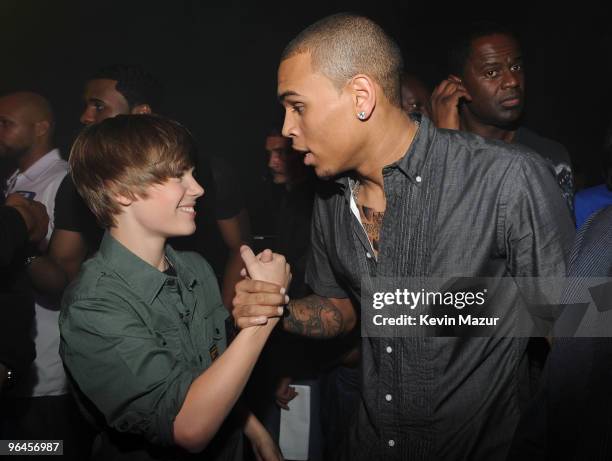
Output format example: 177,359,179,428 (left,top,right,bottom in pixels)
501,154,576,277
54,175,89,232
304,198,349,299
59,290,200,447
